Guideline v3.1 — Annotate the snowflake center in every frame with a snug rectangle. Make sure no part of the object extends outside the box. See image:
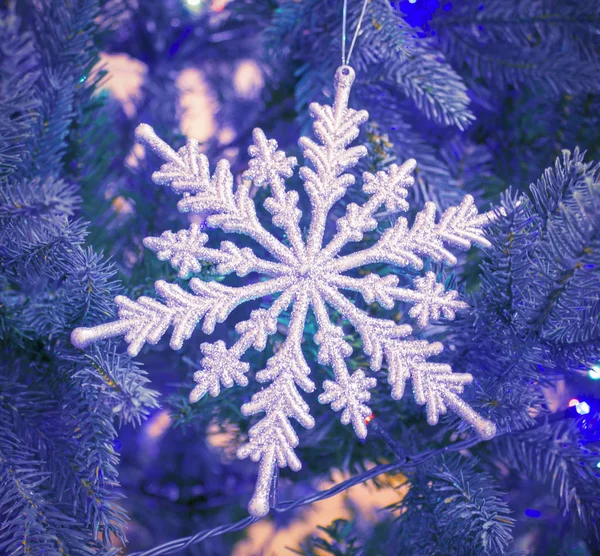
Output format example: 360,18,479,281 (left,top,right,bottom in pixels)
292,258,330,286
297,263,312,278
